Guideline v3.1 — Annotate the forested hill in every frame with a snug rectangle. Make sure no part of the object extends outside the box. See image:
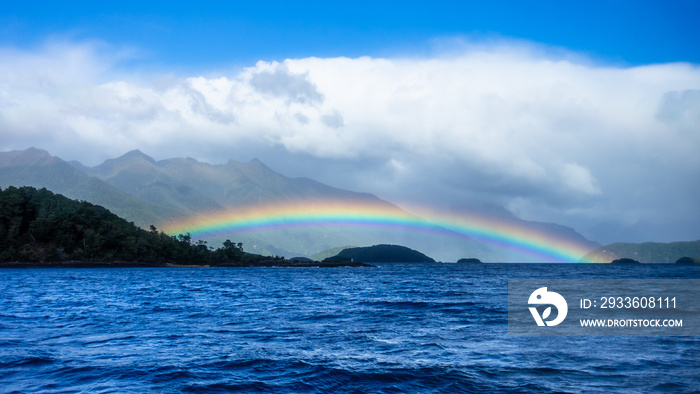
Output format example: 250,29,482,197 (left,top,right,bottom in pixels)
0,186,246,264
324,244,436,263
